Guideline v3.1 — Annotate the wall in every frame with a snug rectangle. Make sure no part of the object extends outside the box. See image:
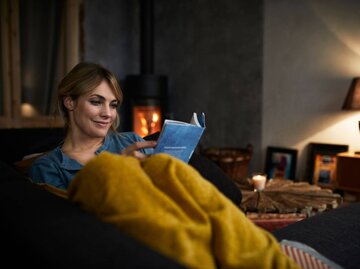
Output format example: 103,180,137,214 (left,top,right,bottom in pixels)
82,0,360,180
83,0,140,79
263,0,360,180
155,0,263,171
84,0,264,172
